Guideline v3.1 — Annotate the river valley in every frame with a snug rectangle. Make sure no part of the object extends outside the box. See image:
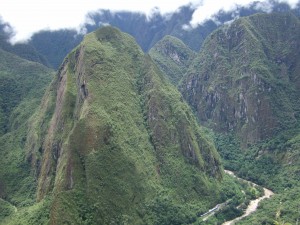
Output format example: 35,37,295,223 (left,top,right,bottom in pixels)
201,170,274,224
